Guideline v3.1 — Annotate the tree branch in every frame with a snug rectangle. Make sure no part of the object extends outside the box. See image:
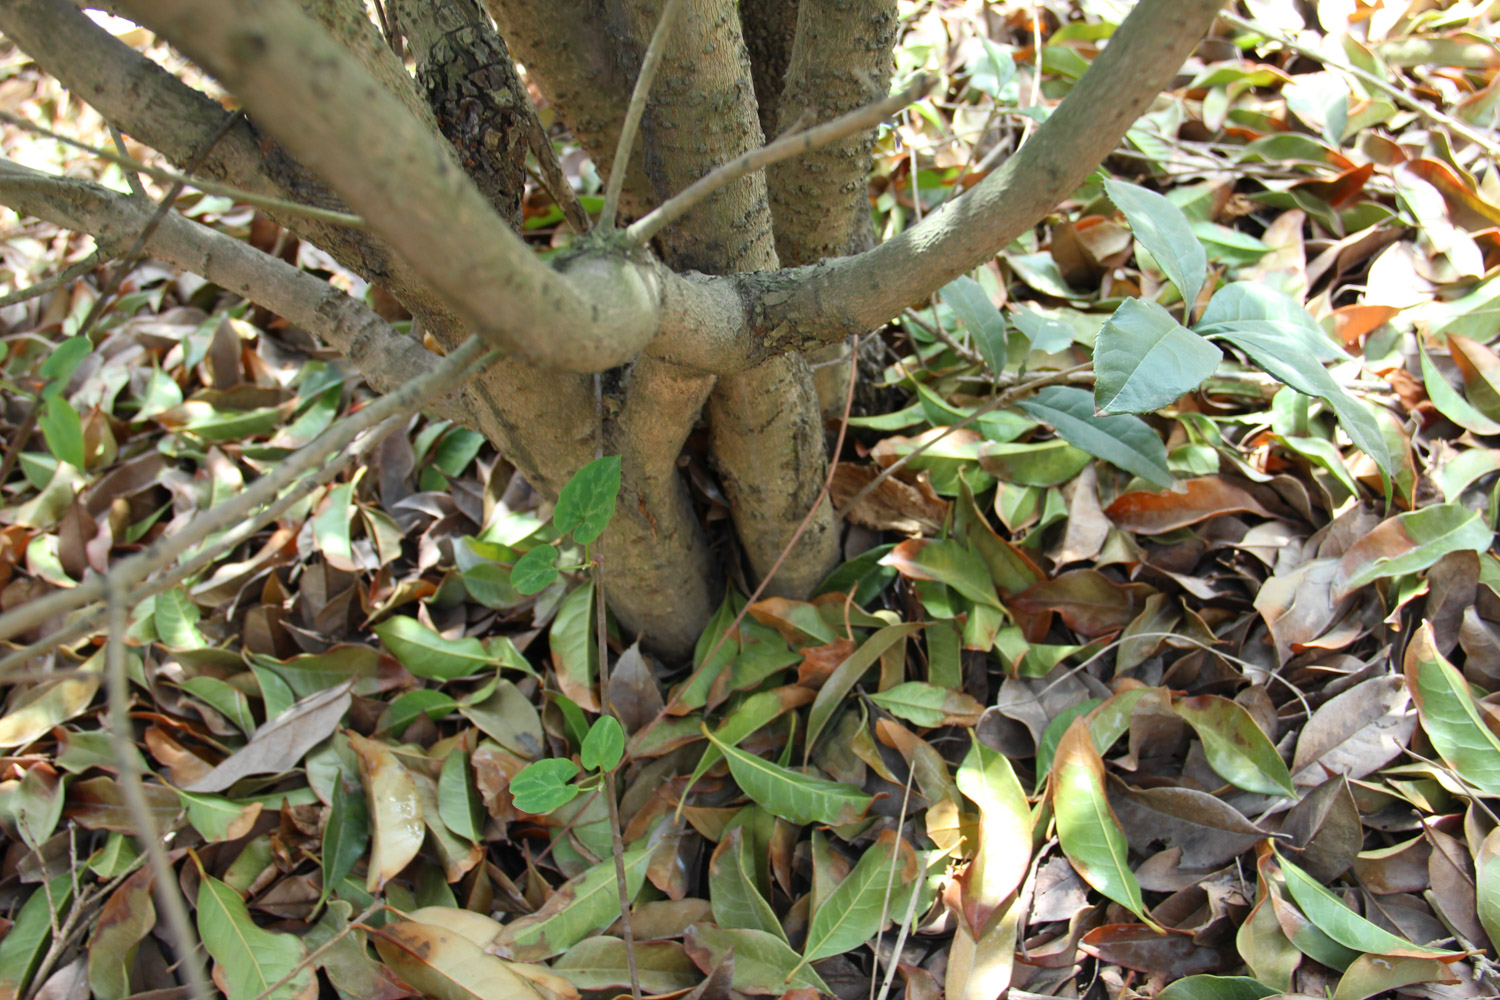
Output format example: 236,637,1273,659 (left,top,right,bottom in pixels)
0,161,473,427
600,0,687,231
755,0,1228,348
